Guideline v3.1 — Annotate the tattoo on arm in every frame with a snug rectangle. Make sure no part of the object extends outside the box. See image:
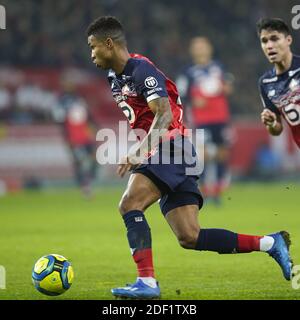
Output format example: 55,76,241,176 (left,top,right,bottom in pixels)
130,97,173,158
